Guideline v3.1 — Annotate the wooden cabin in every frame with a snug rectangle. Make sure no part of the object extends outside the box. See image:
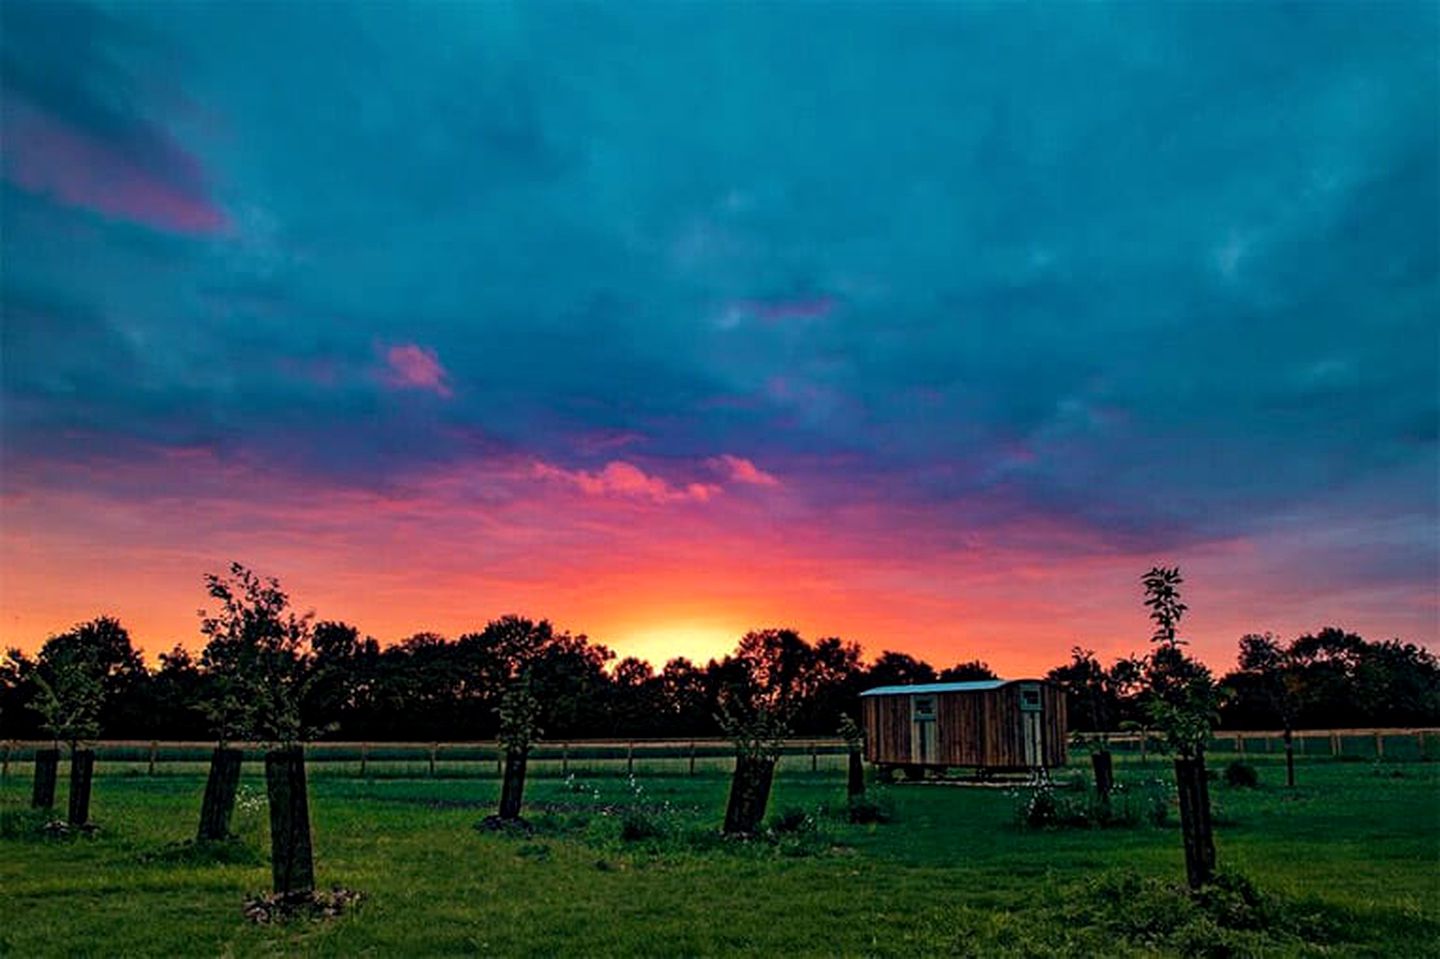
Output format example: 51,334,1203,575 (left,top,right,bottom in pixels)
859,679,1067,774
